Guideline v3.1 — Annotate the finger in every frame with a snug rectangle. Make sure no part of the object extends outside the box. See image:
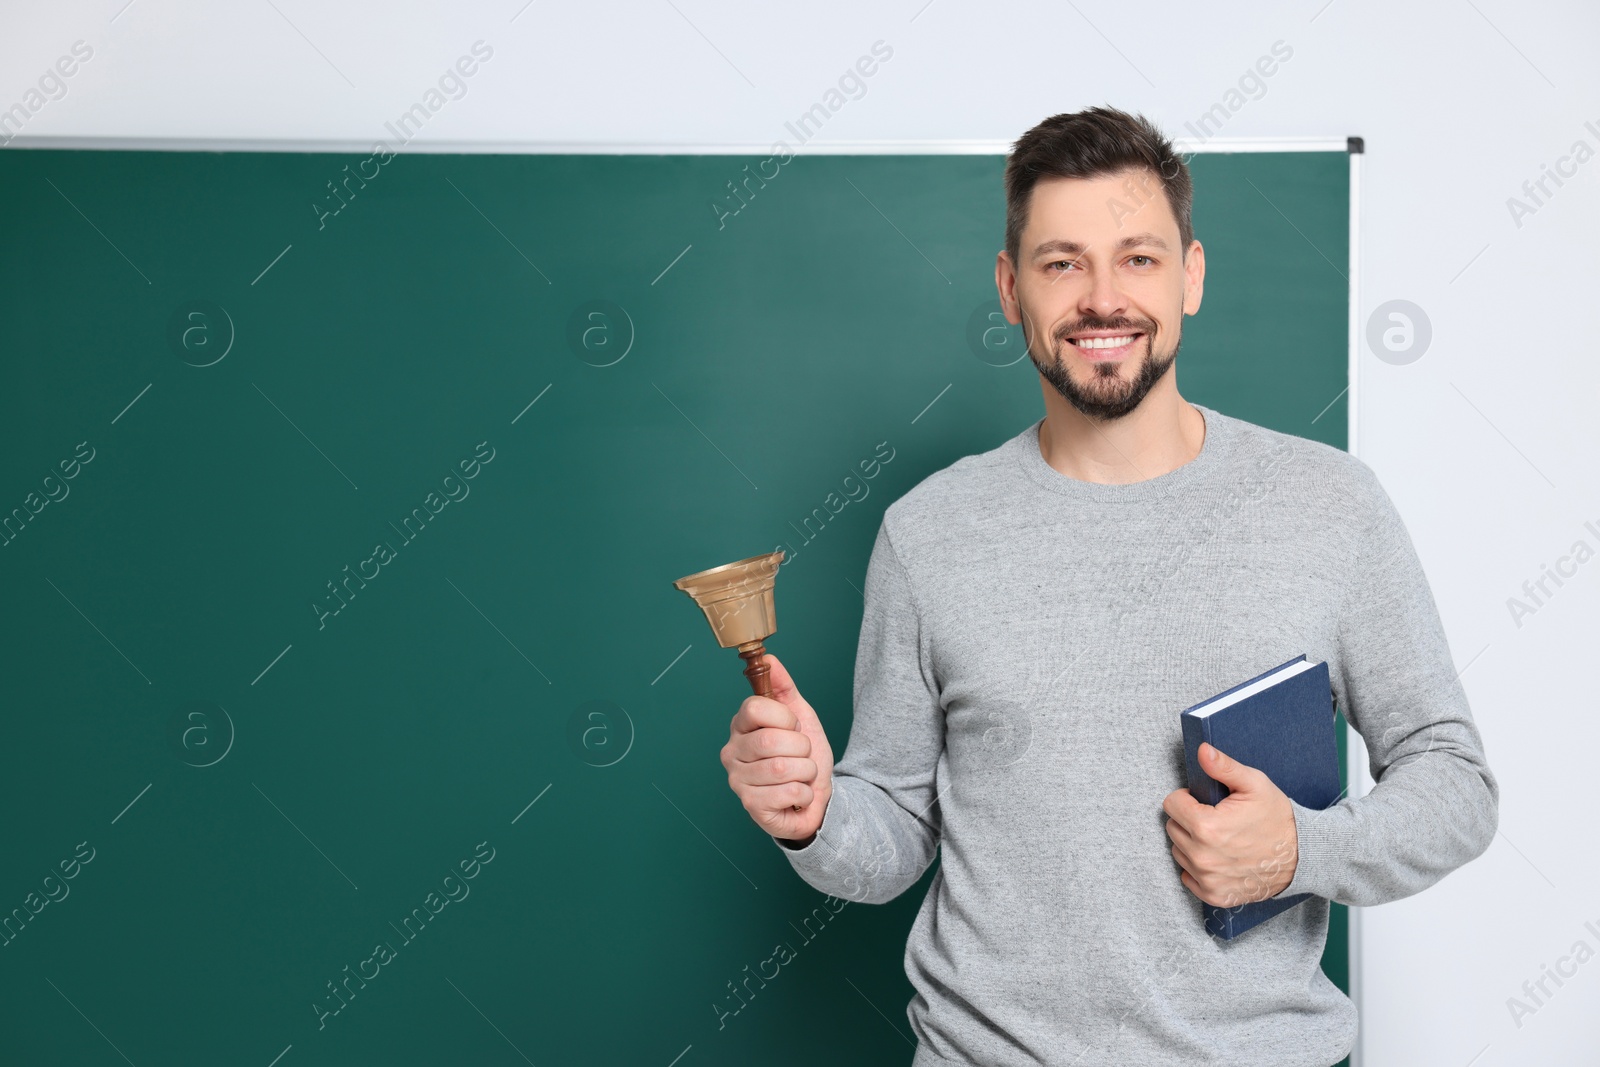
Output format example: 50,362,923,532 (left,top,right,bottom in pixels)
735,755,818,787
1164,816,1199,853
1169,840,1198,877
762,652,803,707
1162,789,1207,832
1199,743,1271,793
732,694,798,734
760,805,817,838
1179,869,1227,906
729,727,811,763
744,780,814,815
